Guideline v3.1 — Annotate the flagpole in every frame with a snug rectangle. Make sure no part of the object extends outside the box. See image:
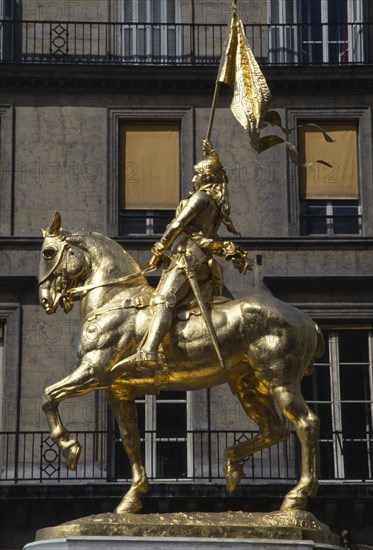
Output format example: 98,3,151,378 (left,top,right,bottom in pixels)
205,0,237,143
205,82,222,143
